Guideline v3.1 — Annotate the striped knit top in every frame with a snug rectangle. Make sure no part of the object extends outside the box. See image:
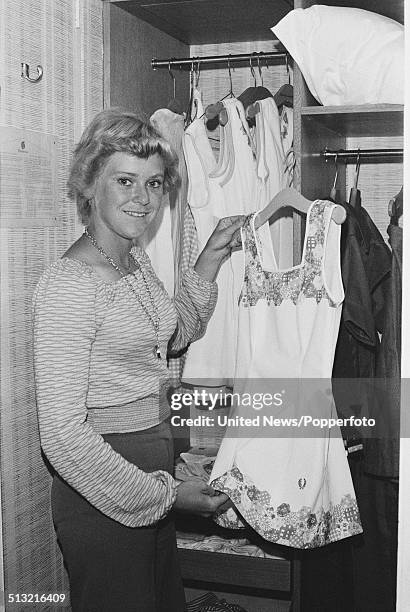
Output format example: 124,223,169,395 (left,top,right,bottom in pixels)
32,246,217,527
